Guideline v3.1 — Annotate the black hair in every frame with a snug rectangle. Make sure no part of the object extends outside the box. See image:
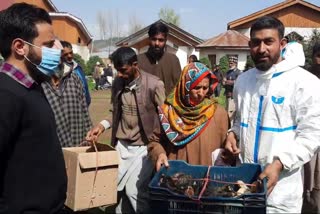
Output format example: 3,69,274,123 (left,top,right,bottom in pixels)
250,16,284,39
111,47,137,68
189,55,198,62
0,3,52,59
148,22,169,38
312,43,320,57
60,40,73,49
